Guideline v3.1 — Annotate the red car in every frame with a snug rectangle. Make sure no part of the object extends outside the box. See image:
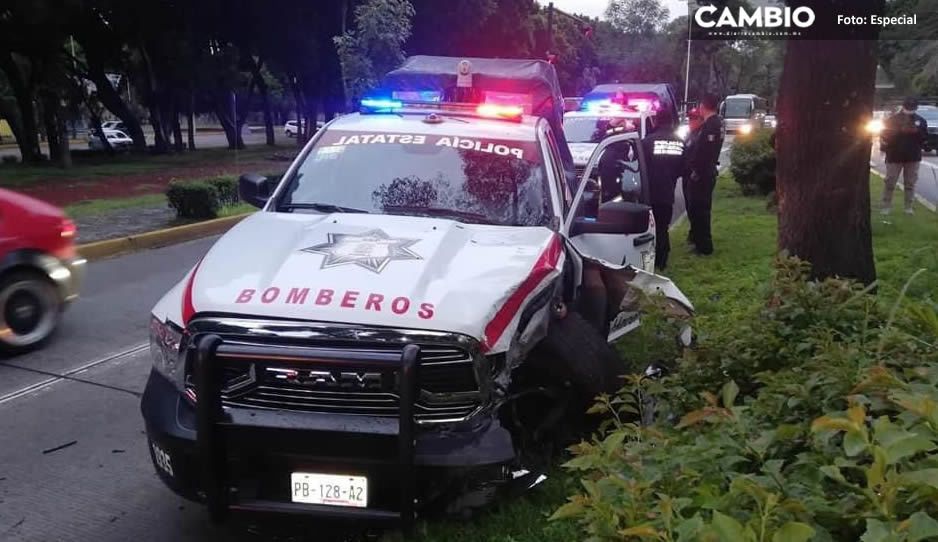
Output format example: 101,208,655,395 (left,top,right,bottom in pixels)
0,188,85,354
